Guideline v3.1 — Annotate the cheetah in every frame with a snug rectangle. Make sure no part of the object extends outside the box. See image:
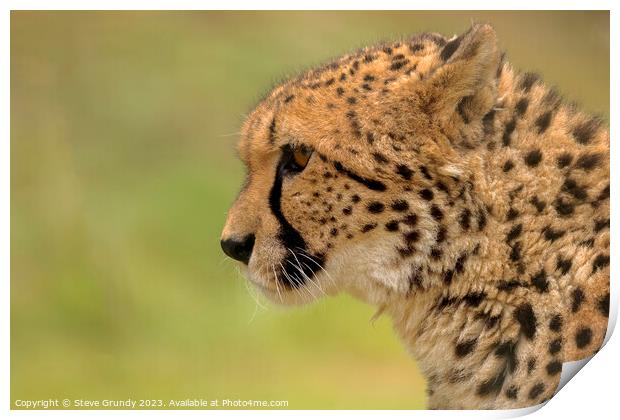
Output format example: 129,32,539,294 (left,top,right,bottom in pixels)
220,24,609,409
